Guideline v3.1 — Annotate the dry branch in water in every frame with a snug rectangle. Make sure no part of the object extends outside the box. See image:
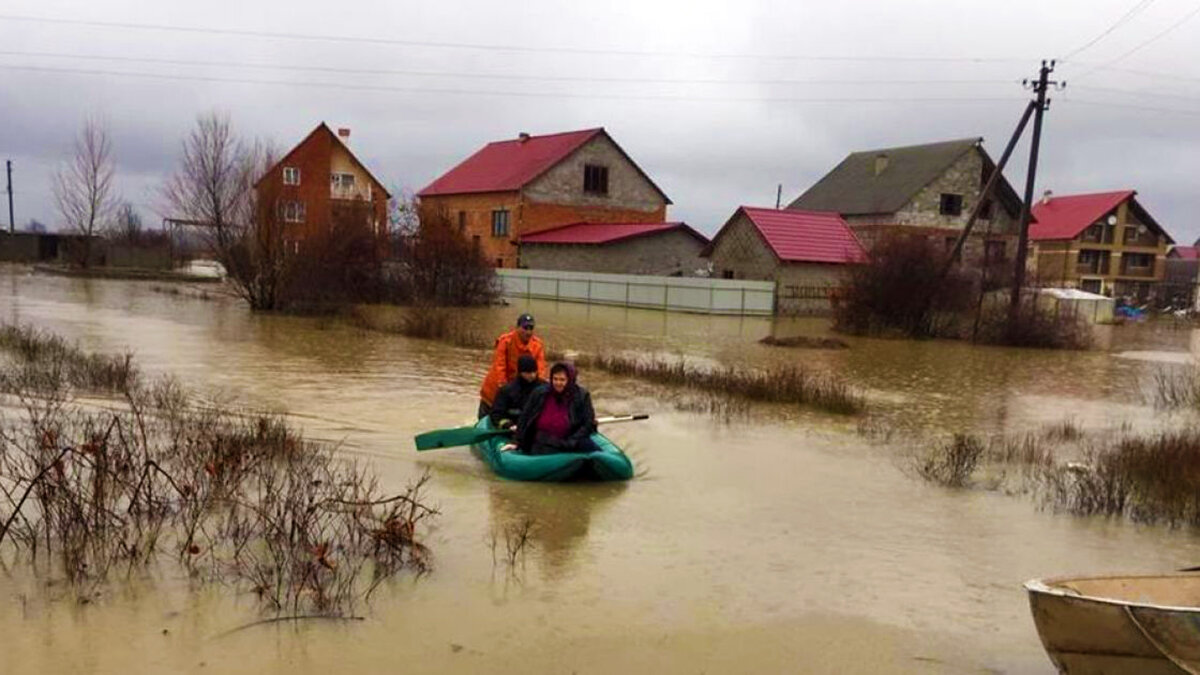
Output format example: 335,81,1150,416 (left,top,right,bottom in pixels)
0,322,436,615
